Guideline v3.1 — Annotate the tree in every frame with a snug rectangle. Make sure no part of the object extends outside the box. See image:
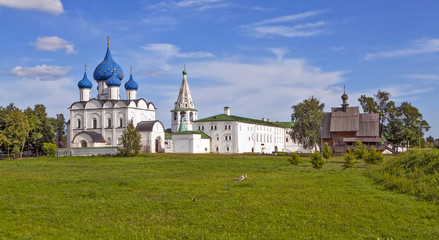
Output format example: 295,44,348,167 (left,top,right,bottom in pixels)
288,152,303,165
310,152,325,170
0,103,30,156
42,142,57,157
24,104,55,155
358,90,393,135
119,120,141,157
50,114,66,148
343,150,357,169
322,142,332,159
291,96,325,151
353,140,367,160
